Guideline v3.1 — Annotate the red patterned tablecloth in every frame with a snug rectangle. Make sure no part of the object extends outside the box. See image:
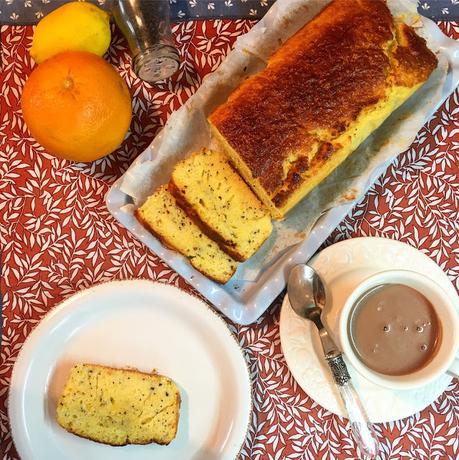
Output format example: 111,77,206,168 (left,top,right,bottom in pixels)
1,18,459,460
